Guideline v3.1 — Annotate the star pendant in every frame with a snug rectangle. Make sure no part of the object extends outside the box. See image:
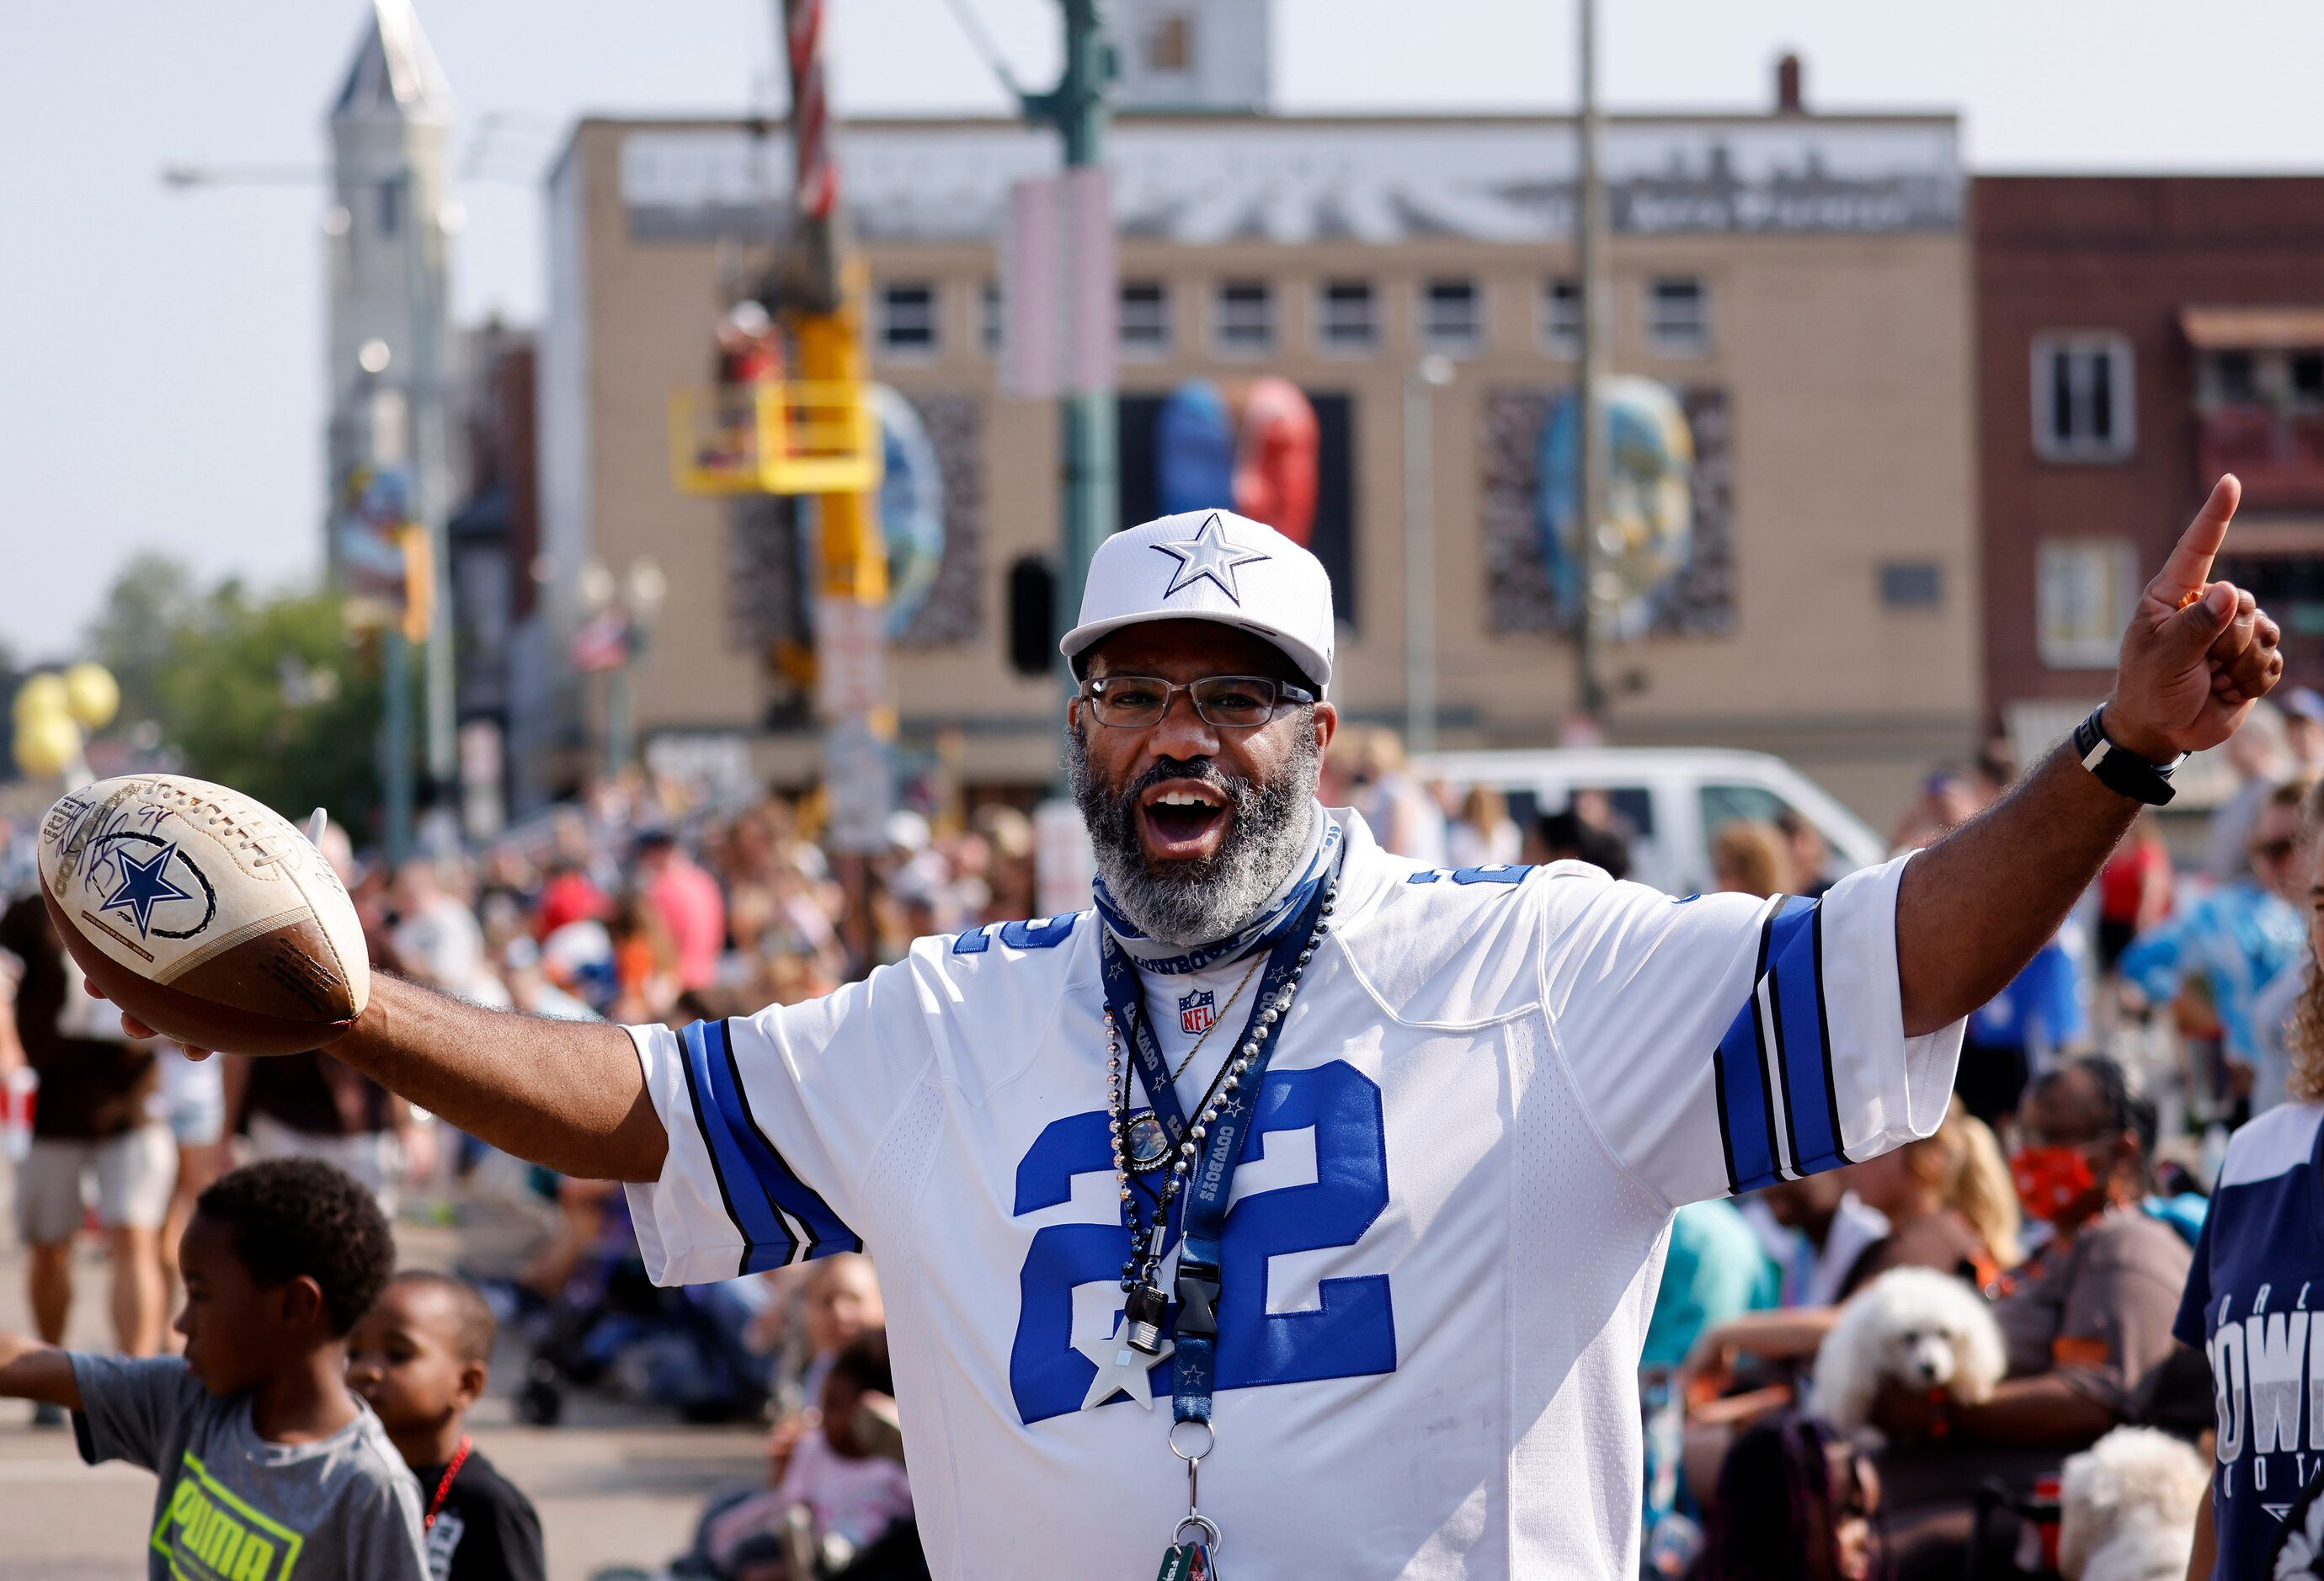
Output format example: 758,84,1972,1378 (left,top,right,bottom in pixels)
1076,1318,1174,1412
